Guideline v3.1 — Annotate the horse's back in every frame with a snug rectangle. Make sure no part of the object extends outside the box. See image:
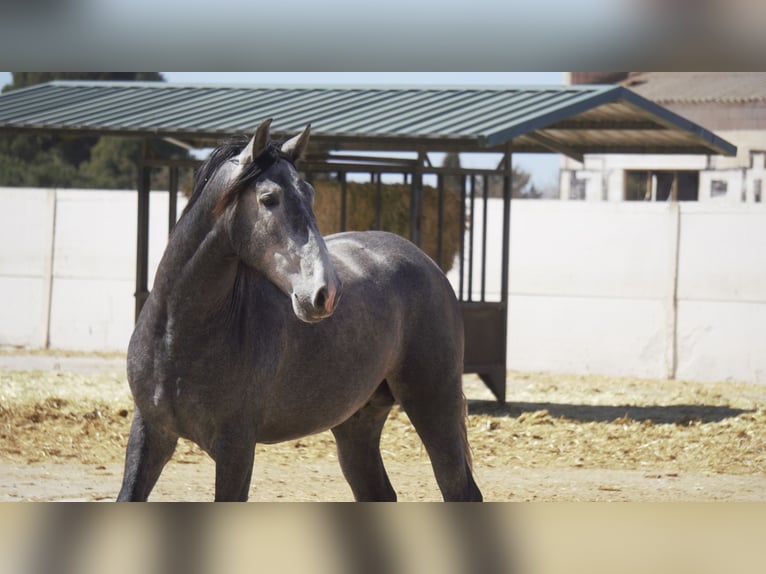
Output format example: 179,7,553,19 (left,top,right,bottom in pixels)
326,230,464,363
327,231,455,292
